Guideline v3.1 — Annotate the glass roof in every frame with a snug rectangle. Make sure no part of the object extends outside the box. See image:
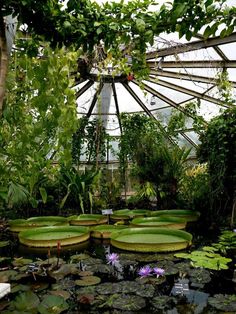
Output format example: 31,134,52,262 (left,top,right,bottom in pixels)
73,0,236,159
